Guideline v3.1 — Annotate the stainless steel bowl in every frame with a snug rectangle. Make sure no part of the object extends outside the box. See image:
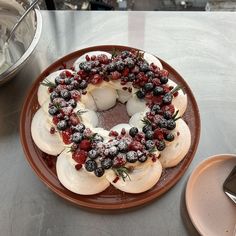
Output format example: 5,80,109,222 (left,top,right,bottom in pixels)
0,0,42,85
